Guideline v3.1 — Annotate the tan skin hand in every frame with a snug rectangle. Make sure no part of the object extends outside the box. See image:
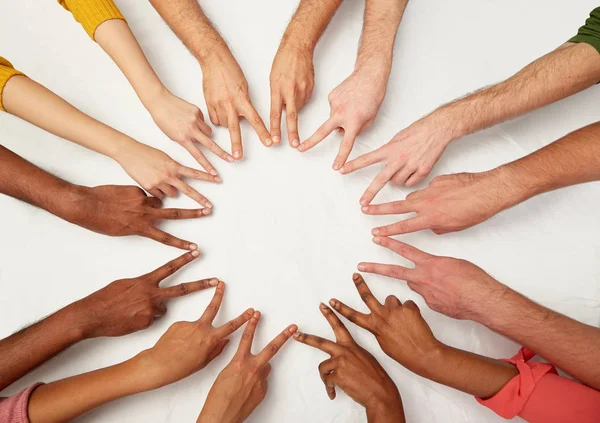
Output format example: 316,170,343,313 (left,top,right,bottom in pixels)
269,43,315,147
149,88,235,174
329,274,442,376
202,52,272,159
359,236,508,320
69,185,210,250
363,172,515,235
341,120,451,204
72,251,216,338
293,304,403,418
140,281,254,390
115,141,220,207
298,70,387,170
198,312,297,423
